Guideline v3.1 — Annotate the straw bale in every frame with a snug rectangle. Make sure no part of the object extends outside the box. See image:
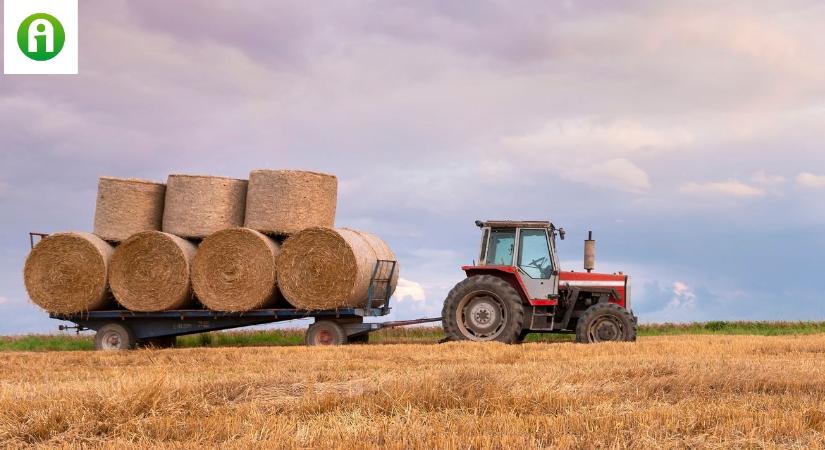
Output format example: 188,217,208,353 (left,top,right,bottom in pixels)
163,174,247,239
109,231,196,311
244,170,336,236
343,228,399,306
276,227,378,309
93,177,165,242
23,232,114,314
192,228,281,311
